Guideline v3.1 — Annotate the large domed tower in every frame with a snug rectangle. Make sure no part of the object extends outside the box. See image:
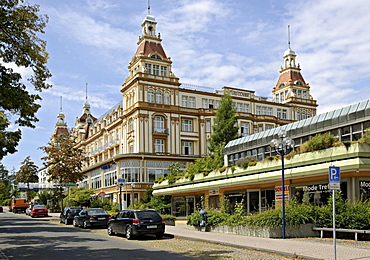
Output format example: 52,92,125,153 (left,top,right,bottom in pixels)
272,45,318,120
